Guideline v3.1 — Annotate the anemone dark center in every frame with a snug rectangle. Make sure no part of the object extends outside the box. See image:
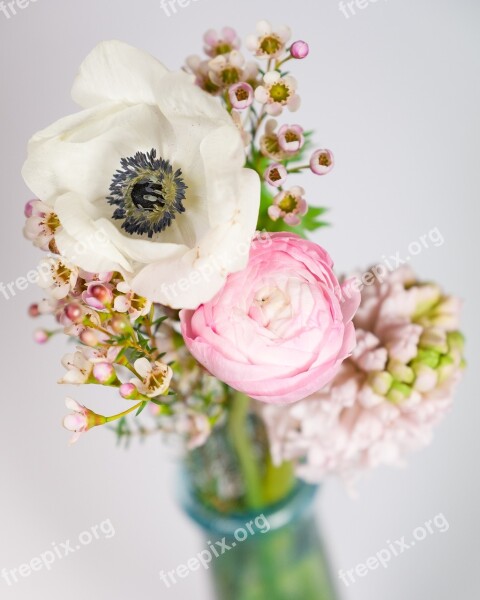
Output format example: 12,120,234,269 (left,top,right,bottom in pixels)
131,179,166,211
107,149,187,238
